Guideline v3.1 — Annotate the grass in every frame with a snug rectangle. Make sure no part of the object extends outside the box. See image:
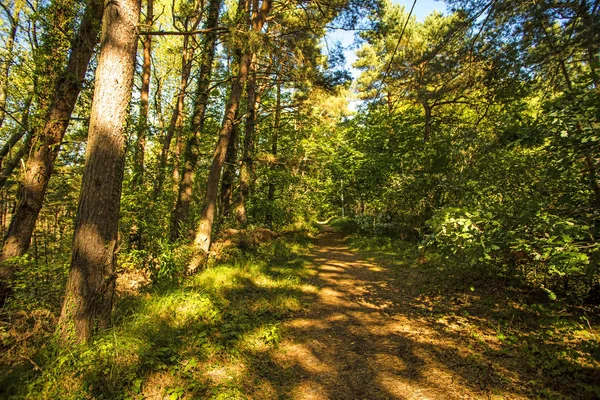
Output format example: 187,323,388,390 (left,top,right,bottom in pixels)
0,234,316,399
